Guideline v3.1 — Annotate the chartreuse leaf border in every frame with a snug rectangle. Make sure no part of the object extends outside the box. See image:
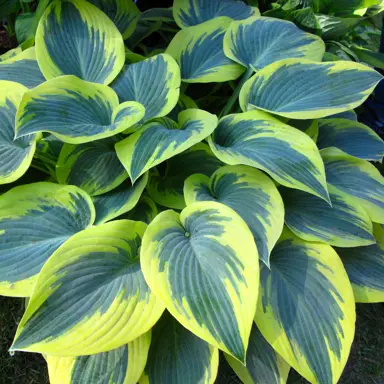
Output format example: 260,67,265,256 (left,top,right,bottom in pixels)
173,0,258,28
225,324,290,384
256,228,355,384
184,165,284,267
47,332,151,384
337,224,384,304
208,110,330,202
321,148,384,224
224,16,325,71
116,109,218,183
0,182,95,297
15,75,145,144
239,58,383,119
0,81,37,185
281,185,375,247
141,201,259,362
35,0,125,84
112,54,181,121
11,220,165,355
166,17,245,83
139,312,219,384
